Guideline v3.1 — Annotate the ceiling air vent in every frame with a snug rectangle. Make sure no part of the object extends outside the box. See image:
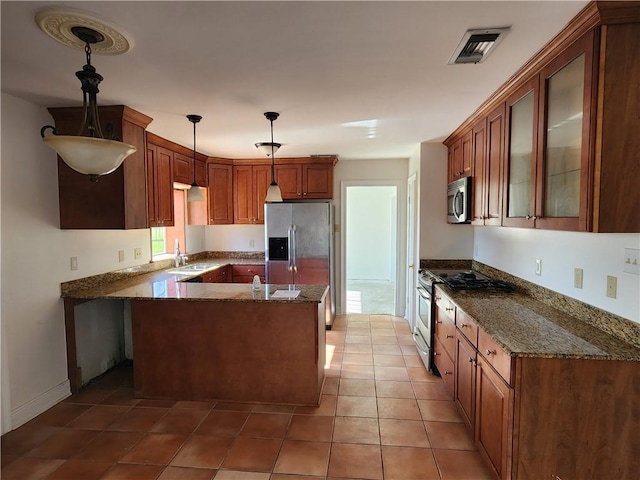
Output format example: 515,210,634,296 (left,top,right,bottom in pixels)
448,27,510,65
